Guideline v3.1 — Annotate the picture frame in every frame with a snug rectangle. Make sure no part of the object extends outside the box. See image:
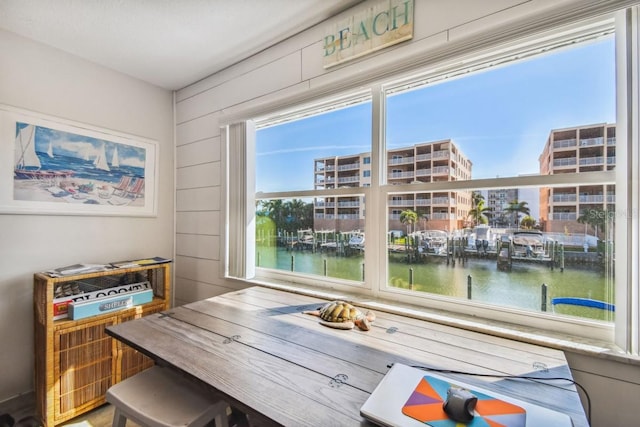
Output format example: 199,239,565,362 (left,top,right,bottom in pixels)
0,104,158,216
